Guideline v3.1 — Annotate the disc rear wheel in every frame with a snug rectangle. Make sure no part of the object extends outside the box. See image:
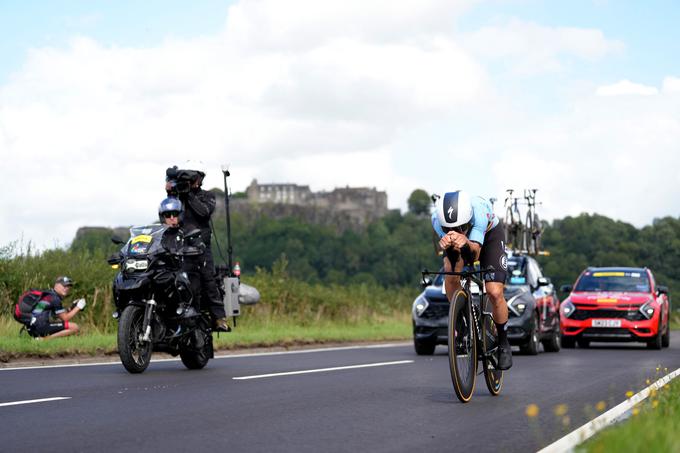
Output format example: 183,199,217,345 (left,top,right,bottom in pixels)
481,296,503,396
448,290,477,403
